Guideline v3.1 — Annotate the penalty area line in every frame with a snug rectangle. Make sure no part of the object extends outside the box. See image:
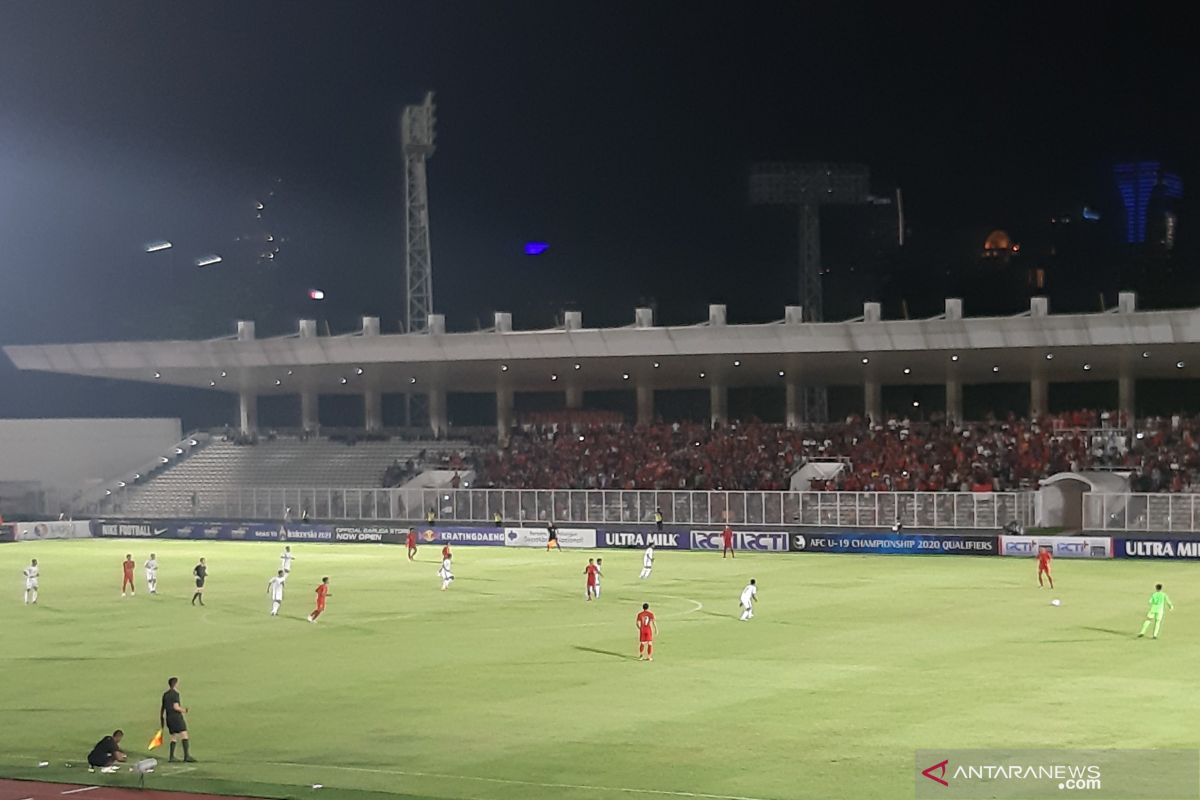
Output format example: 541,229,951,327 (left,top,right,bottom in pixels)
264,761,773,800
